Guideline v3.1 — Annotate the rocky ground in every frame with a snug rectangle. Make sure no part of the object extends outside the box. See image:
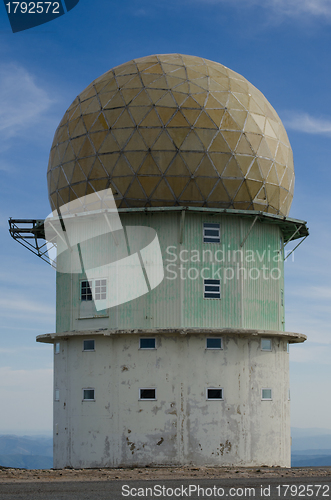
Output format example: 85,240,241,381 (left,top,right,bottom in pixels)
0,466,330,482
